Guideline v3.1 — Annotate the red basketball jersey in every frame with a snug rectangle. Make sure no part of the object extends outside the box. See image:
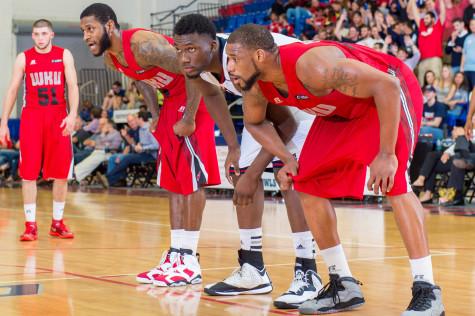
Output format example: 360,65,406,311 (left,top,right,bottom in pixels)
108,28,185,93
257,41,414,120
23,45,66,108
